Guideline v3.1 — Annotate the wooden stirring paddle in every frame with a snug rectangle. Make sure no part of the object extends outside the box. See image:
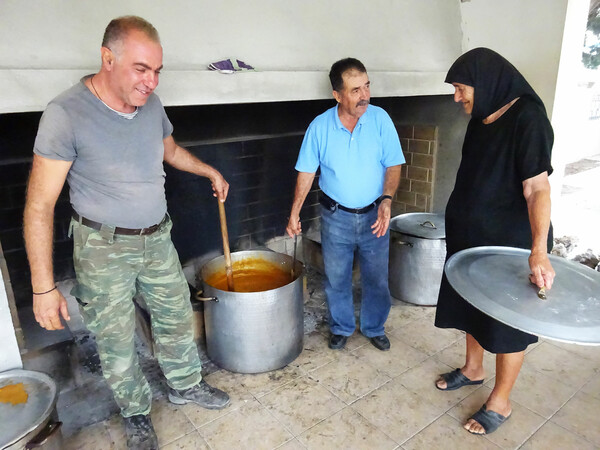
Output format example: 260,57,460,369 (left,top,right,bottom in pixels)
218,200,235,291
